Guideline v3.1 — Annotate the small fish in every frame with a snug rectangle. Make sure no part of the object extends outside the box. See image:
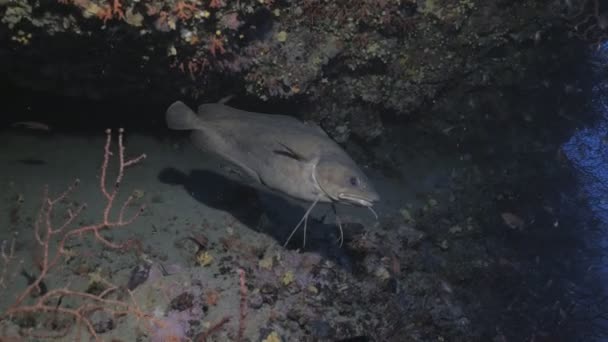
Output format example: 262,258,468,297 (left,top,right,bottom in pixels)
166,99,380,247
16,158,47,165
10,121,51,131
127,263,151,290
